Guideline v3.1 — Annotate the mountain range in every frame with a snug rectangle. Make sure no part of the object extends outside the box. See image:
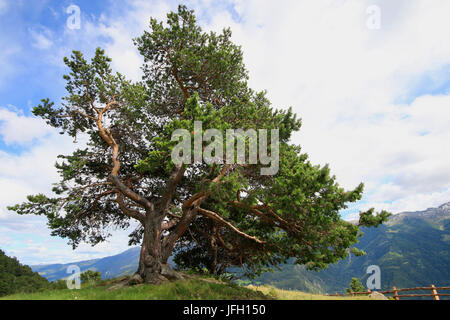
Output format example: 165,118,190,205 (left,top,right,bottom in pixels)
31,246,140,282
31,202,450,294
254,202,450,294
